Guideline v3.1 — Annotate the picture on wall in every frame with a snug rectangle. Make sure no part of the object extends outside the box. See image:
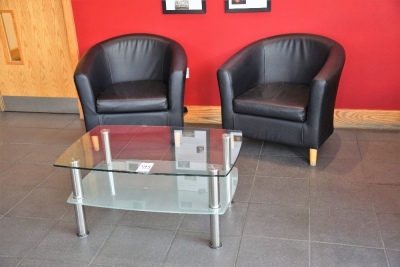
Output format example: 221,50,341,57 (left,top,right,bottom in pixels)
162,0,206,14
225,0,271,13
